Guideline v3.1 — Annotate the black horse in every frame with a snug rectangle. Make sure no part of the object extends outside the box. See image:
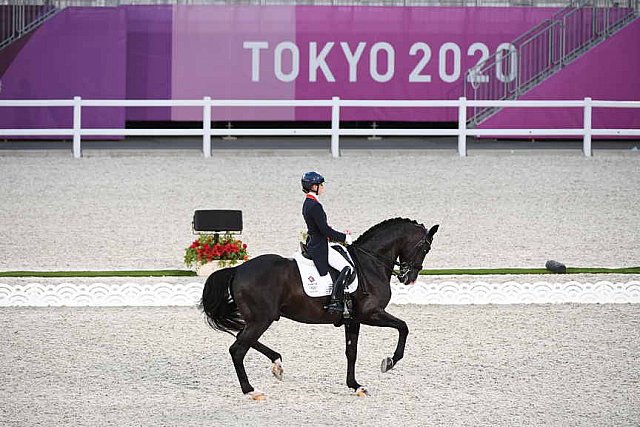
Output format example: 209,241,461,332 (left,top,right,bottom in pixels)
199,218,439,400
